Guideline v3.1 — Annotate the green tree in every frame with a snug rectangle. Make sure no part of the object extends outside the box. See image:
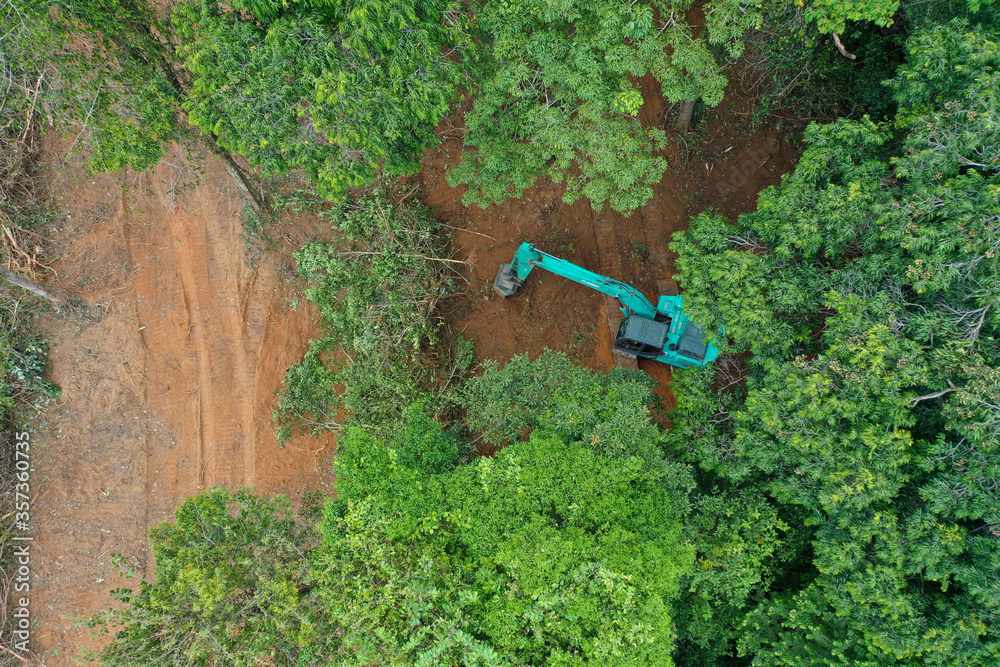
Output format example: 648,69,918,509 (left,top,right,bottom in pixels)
672,117,893,363
801,0,997,35
673,491,795,665
802,0,901,34
90,489,324,666
461,349,663,456
315,498,511,666
447,0,755,214
321,389,695,666
98,353,819,666
172,0,469,198
668,14,1000,665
